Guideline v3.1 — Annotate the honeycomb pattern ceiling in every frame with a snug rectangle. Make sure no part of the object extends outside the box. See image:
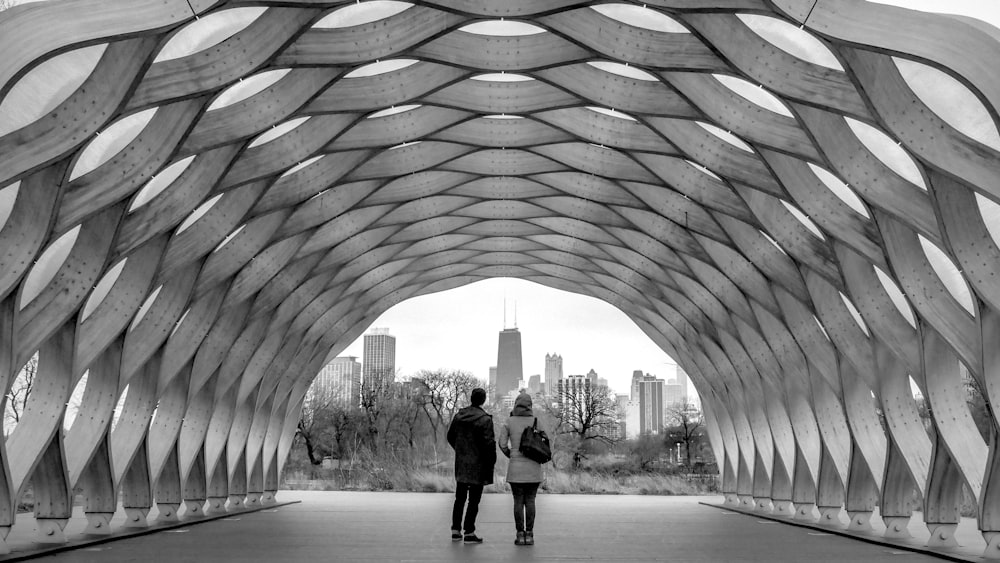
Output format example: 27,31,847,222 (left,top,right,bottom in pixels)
5,0,1000,547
